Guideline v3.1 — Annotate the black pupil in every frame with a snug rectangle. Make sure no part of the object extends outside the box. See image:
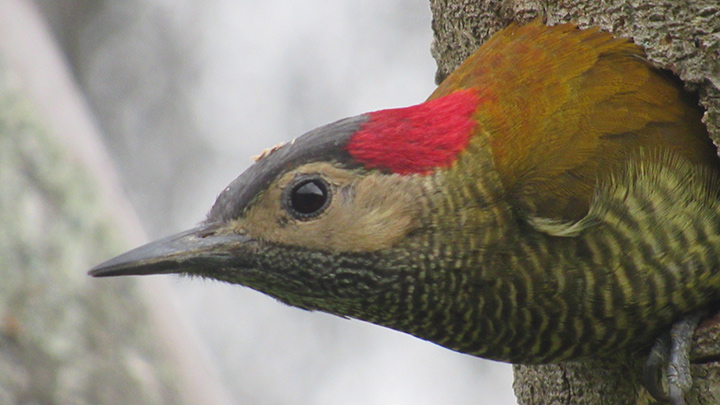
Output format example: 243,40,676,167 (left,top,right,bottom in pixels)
291,179,328,216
